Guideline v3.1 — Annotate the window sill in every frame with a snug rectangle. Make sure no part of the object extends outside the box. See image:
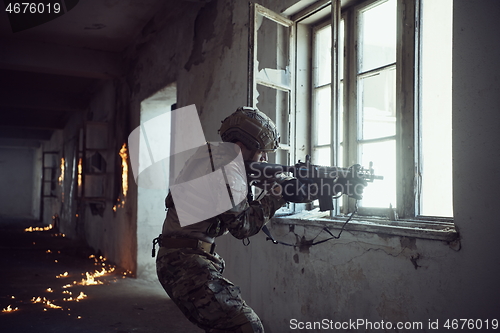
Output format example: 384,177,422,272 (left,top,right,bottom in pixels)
273,209,458,242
